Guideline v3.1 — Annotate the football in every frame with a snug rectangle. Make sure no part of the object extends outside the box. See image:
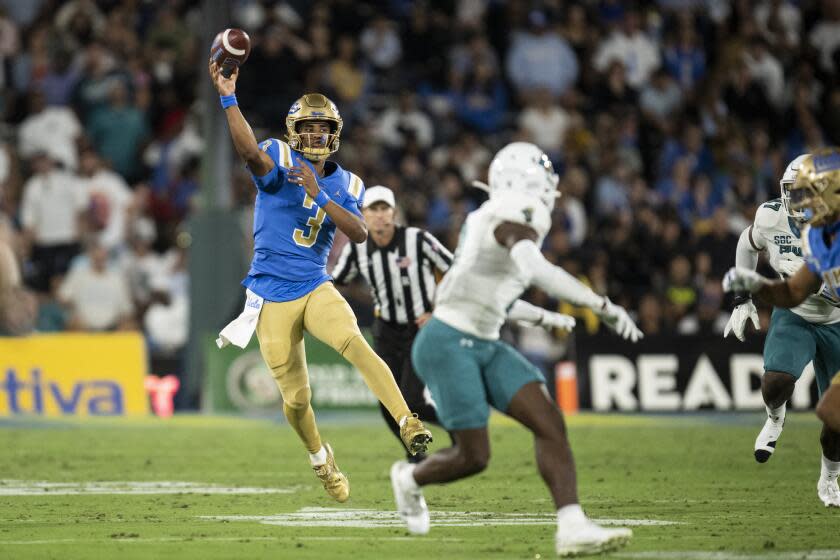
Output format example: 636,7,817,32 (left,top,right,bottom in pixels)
210,28,251,78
